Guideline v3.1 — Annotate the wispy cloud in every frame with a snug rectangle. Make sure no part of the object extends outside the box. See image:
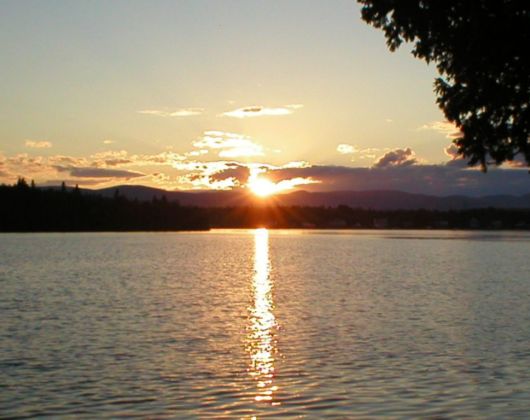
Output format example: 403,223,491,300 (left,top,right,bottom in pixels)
55,166,145,179
138,108,204,117
419,121,460,138
102,139,114,145
337,144,357,154
221,104,302,118
25,140,52,149
336,144,392,161
193,131,264,158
